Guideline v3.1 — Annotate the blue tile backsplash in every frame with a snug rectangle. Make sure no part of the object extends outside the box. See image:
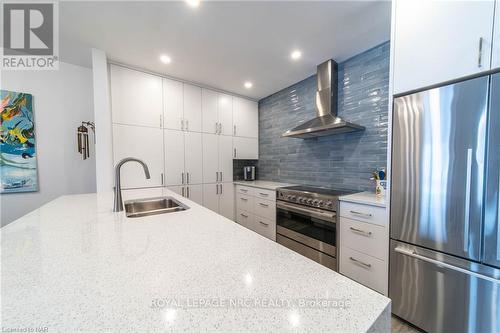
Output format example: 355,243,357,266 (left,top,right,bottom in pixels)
256,42,390,191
